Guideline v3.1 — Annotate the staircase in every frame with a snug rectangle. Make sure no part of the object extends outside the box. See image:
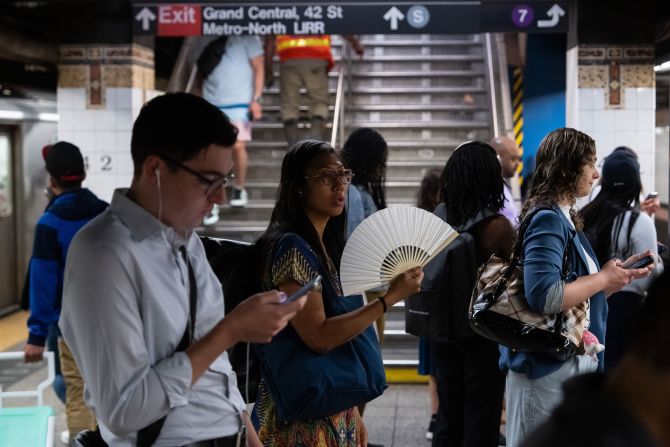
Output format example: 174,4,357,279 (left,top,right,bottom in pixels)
199,34,495,369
